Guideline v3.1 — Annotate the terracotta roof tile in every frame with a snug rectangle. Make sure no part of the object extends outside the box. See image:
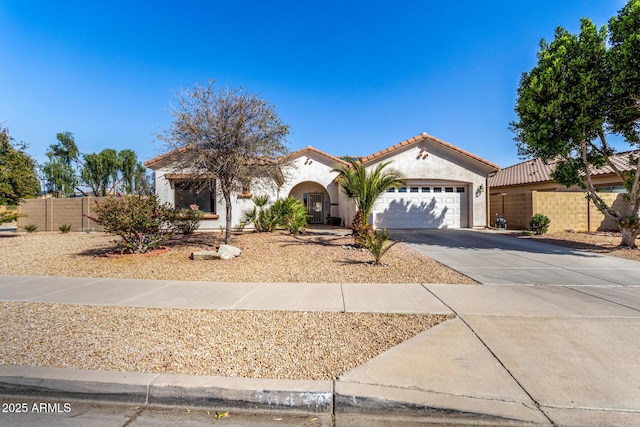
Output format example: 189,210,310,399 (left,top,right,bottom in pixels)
490,150,639,188
360,132,499,170
280,146,349,166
